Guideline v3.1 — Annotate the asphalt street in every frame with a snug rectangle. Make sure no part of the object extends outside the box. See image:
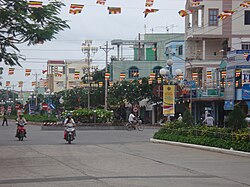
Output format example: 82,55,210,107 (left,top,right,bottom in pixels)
0,120,249,187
